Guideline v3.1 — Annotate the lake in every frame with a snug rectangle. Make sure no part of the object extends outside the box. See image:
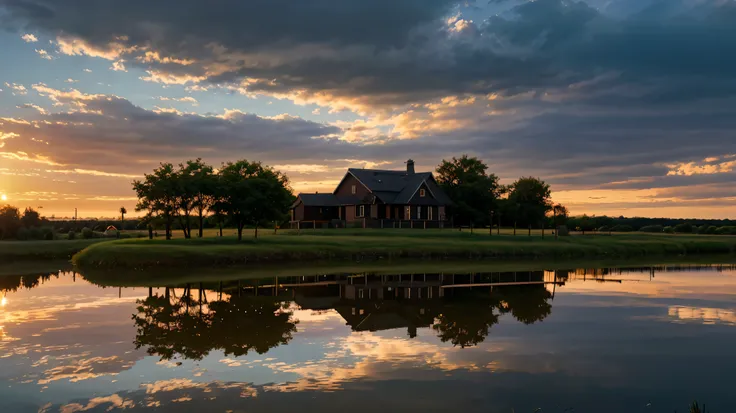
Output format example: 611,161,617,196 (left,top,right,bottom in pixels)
1,264,735,412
